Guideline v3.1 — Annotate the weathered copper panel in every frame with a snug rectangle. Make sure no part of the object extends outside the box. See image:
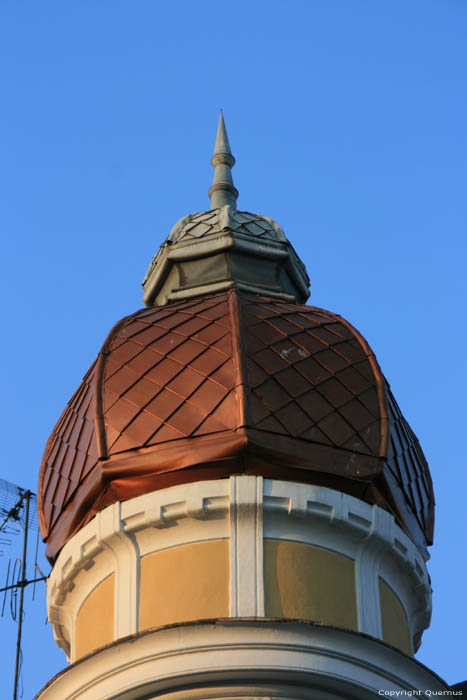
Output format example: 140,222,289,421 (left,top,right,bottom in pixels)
240,295,382,458
37,361,99,537
384,381,434,544
38,290,434,562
